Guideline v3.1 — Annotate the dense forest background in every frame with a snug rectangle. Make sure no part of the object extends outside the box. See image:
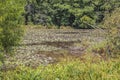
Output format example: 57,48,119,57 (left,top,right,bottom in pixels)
25,0,120,28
